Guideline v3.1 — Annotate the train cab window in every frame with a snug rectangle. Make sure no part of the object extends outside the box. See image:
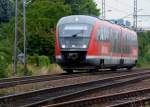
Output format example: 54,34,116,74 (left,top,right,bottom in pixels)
59,23,93,37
